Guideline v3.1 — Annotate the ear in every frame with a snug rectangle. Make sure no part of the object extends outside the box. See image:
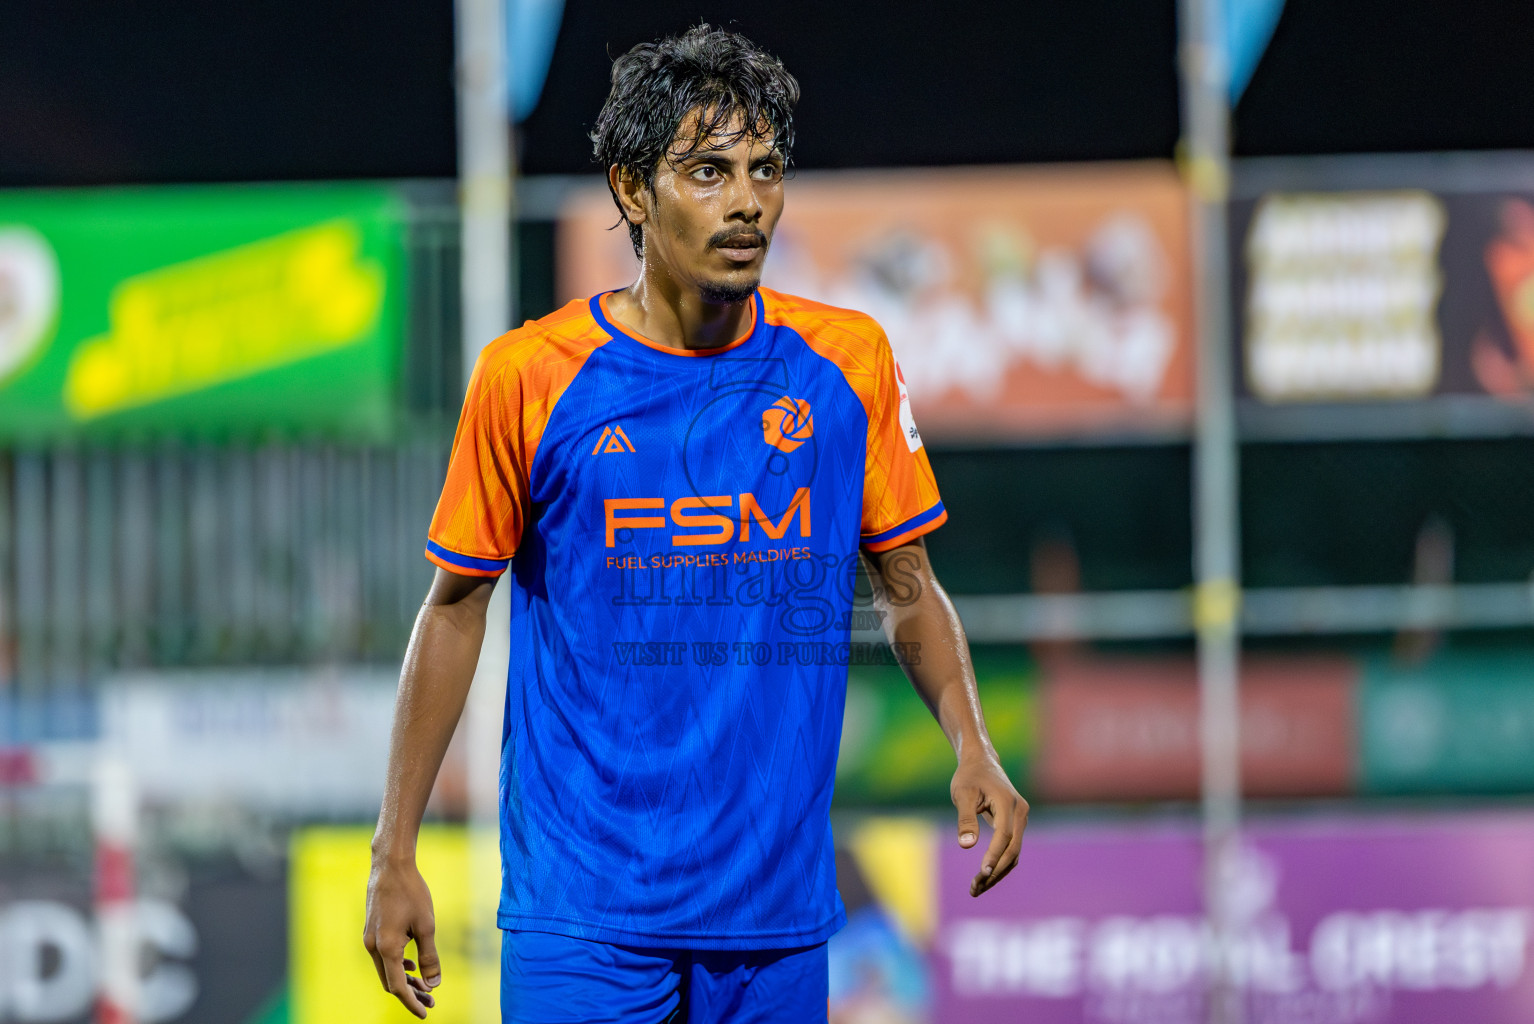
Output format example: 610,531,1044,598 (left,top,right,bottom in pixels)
610,165,649,231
